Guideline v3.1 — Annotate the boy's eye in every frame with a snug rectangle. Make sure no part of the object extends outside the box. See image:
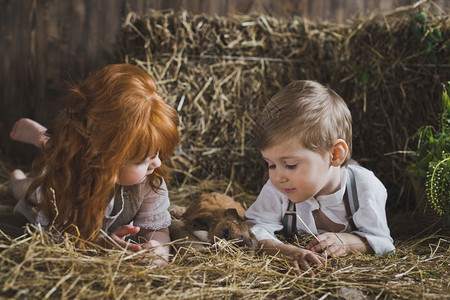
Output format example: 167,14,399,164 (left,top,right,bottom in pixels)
284,164,297,170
